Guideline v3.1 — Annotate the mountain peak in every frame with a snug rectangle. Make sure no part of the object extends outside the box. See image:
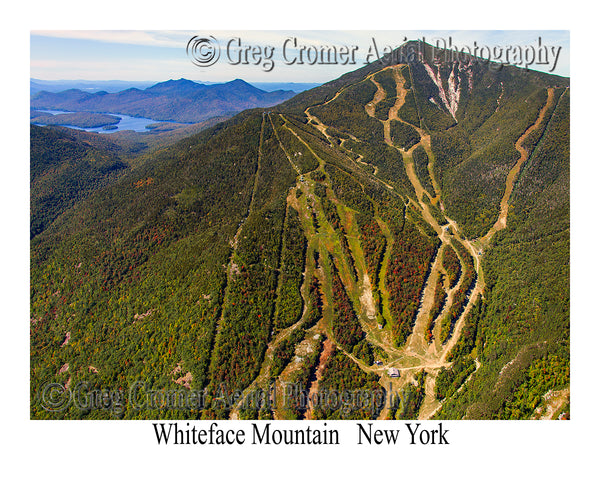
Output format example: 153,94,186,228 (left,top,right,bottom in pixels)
145,78,204,93
220,78,266,94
